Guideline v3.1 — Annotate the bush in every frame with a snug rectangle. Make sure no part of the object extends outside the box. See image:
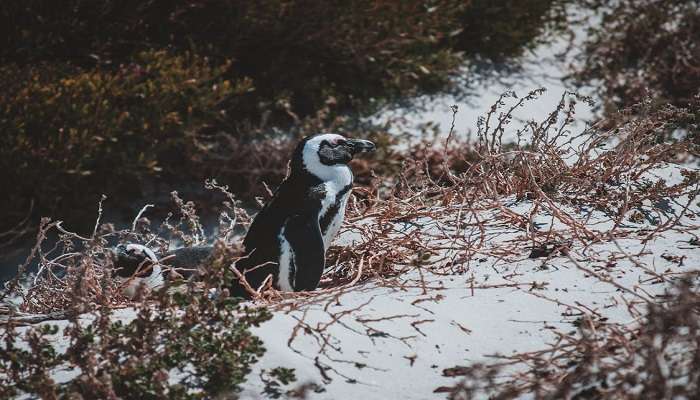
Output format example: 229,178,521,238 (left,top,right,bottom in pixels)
455,0,567,64
439,277,700,400
0,0,467,121
0,235,273,399
575,0,700,120
0,0,474,234
1,293,270,399
0,0,572,239
0,198,276,398
0,50,246,229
